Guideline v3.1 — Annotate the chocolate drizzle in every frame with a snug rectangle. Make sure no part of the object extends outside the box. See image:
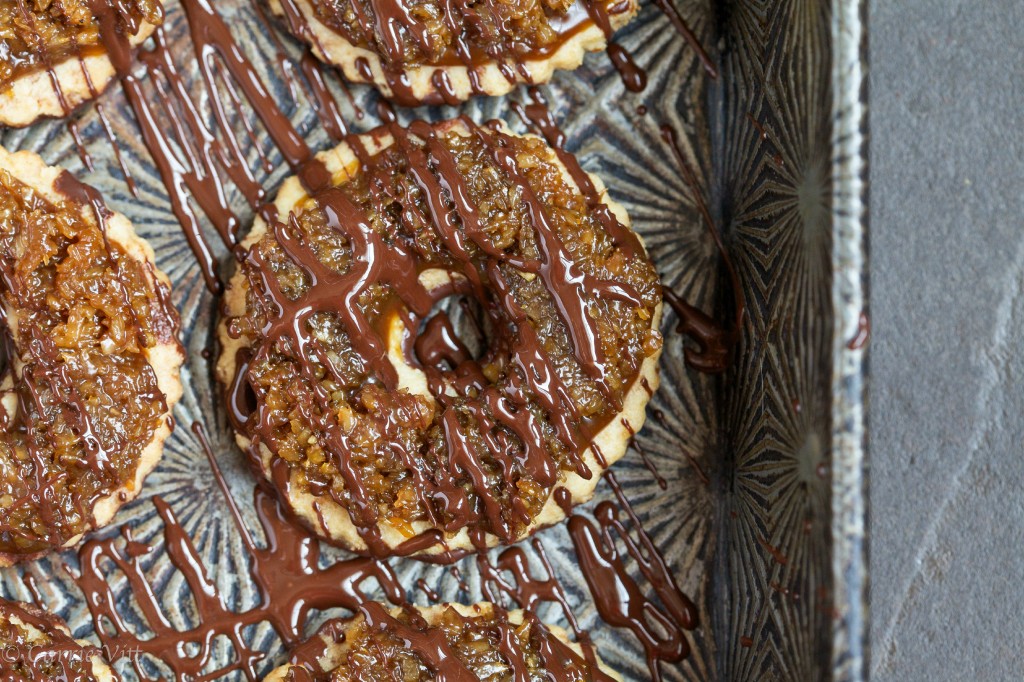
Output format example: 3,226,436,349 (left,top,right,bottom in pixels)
566,472,698,682
660,125,745,374
72,424,402,681
622,418,667,489
648,0,716,78
662,288,732,373
11,1,716,678
76,0,349,293
607,43,647,92
477,538,611,674
283,601,616,682
468,475,699,682
0,0,163,131
67,426,671,682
